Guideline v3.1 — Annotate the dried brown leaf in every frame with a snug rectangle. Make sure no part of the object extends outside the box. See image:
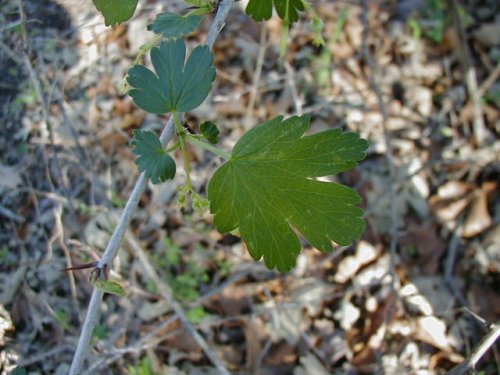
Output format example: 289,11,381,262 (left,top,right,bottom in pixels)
437,181,474,200
205,285,253,316
333,241,379,283
429,194,472,222
243,318,264,370
399,223,446,273
462,188,492,237
263,341,297,366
